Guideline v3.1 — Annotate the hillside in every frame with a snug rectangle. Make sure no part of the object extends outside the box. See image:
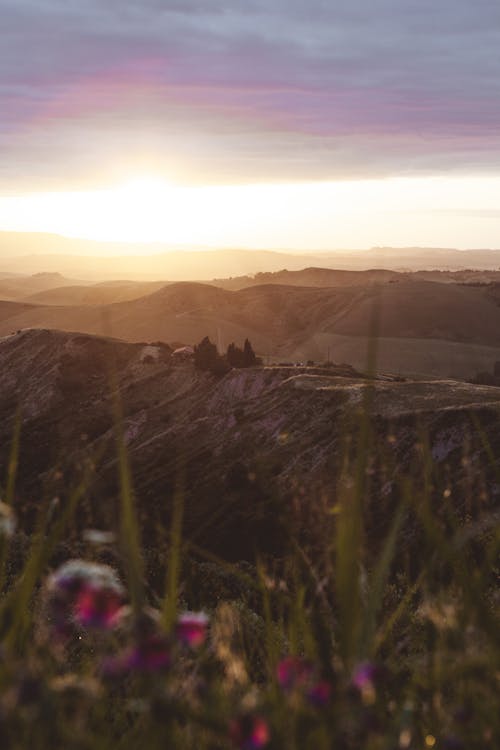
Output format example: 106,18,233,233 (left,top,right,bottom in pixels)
213,267,402,290
214,267,500,290
22,279,170,306
1,279,500,377
1,329,499,561
0,272,86,301
0,299,39,323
